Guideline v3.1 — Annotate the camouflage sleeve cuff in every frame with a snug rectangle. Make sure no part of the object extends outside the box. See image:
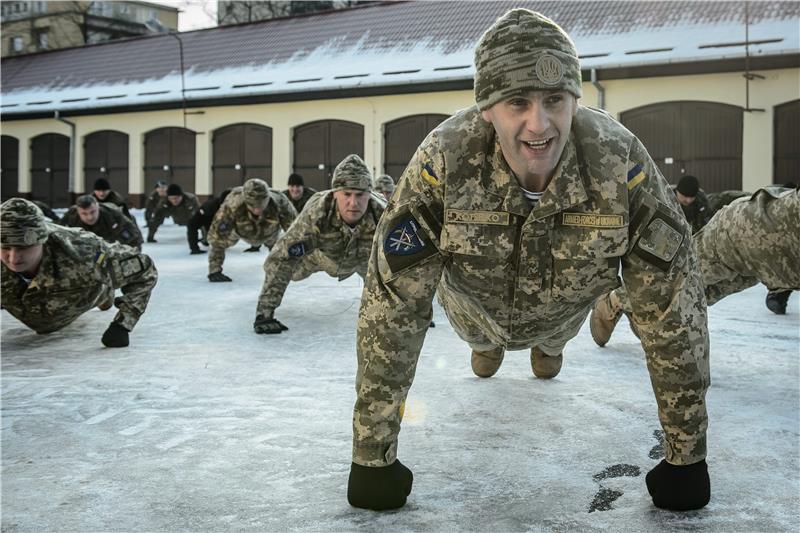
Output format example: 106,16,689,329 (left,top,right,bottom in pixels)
663,434,707,466
352,439,397,467
113,311,138,331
